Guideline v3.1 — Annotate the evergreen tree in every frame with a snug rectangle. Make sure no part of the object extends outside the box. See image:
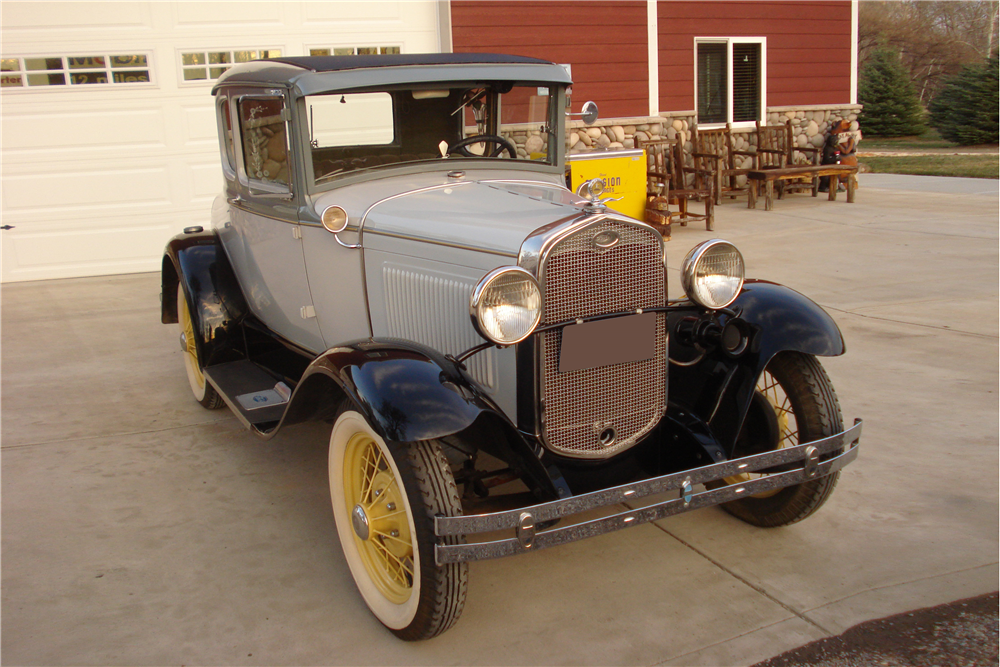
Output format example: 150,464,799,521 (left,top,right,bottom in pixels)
858,47,927,136
929,54,1000,145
